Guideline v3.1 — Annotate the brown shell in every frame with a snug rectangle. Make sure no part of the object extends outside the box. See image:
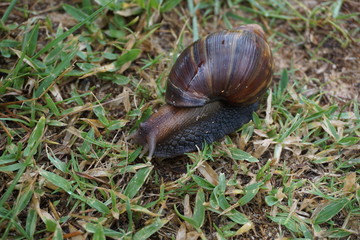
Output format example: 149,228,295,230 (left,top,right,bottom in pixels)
165,24,274,107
